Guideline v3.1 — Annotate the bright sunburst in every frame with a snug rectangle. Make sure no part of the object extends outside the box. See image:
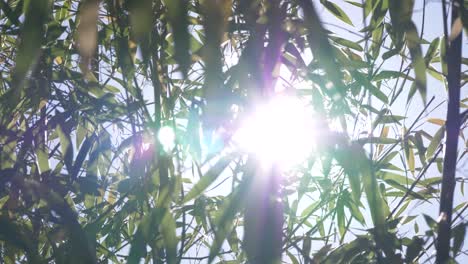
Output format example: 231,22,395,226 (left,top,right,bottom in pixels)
235,95,317,168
